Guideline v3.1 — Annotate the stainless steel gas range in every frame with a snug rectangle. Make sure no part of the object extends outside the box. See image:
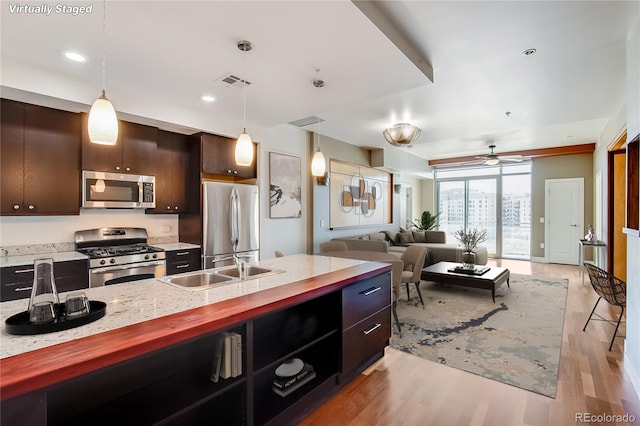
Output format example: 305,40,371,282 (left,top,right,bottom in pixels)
75,227,166,287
